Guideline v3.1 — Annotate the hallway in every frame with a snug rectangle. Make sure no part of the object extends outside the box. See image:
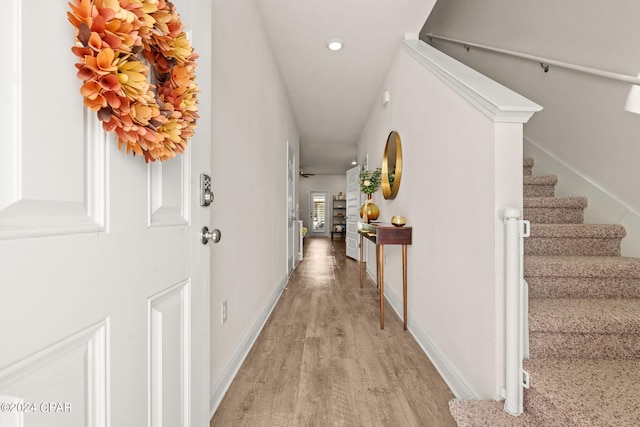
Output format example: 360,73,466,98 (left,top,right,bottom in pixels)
211,237,456,426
